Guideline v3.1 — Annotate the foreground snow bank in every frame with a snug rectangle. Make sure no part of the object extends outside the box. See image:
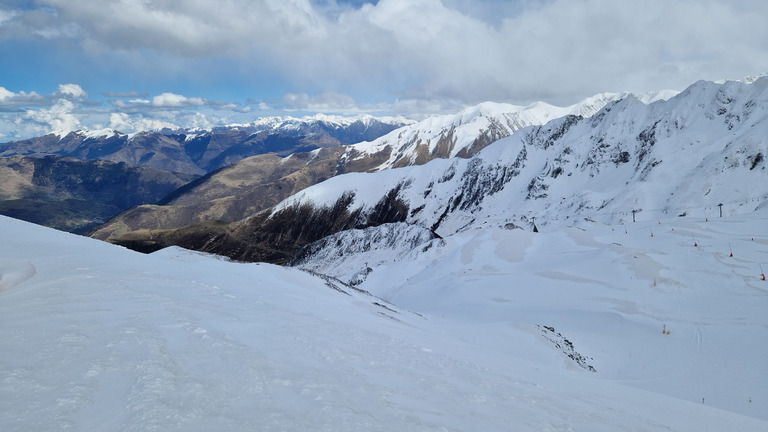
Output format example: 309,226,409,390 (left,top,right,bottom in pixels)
1,215,766,431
